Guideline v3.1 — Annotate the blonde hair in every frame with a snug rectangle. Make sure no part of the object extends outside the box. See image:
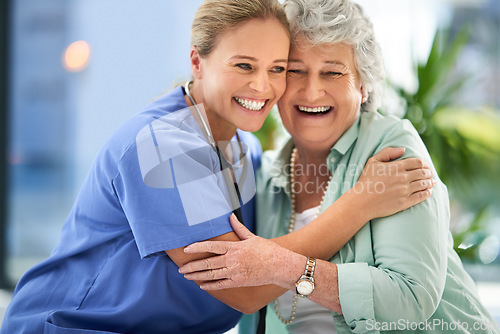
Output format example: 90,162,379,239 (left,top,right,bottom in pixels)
191,0,290,57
